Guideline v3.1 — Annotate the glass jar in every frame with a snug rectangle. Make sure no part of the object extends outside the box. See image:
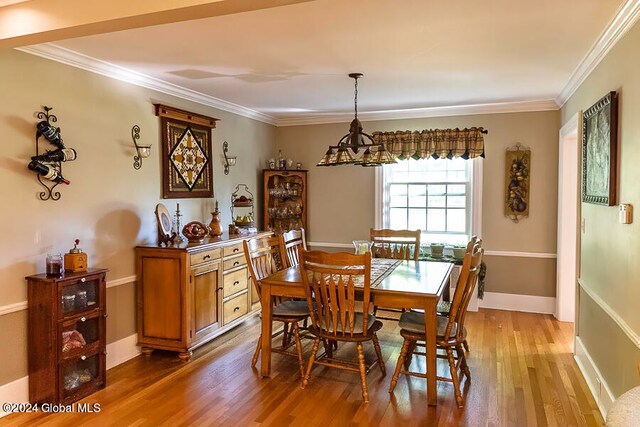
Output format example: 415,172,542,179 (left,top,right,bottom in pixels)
46,253,63,277
62,294,75,312
75,290,88,309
